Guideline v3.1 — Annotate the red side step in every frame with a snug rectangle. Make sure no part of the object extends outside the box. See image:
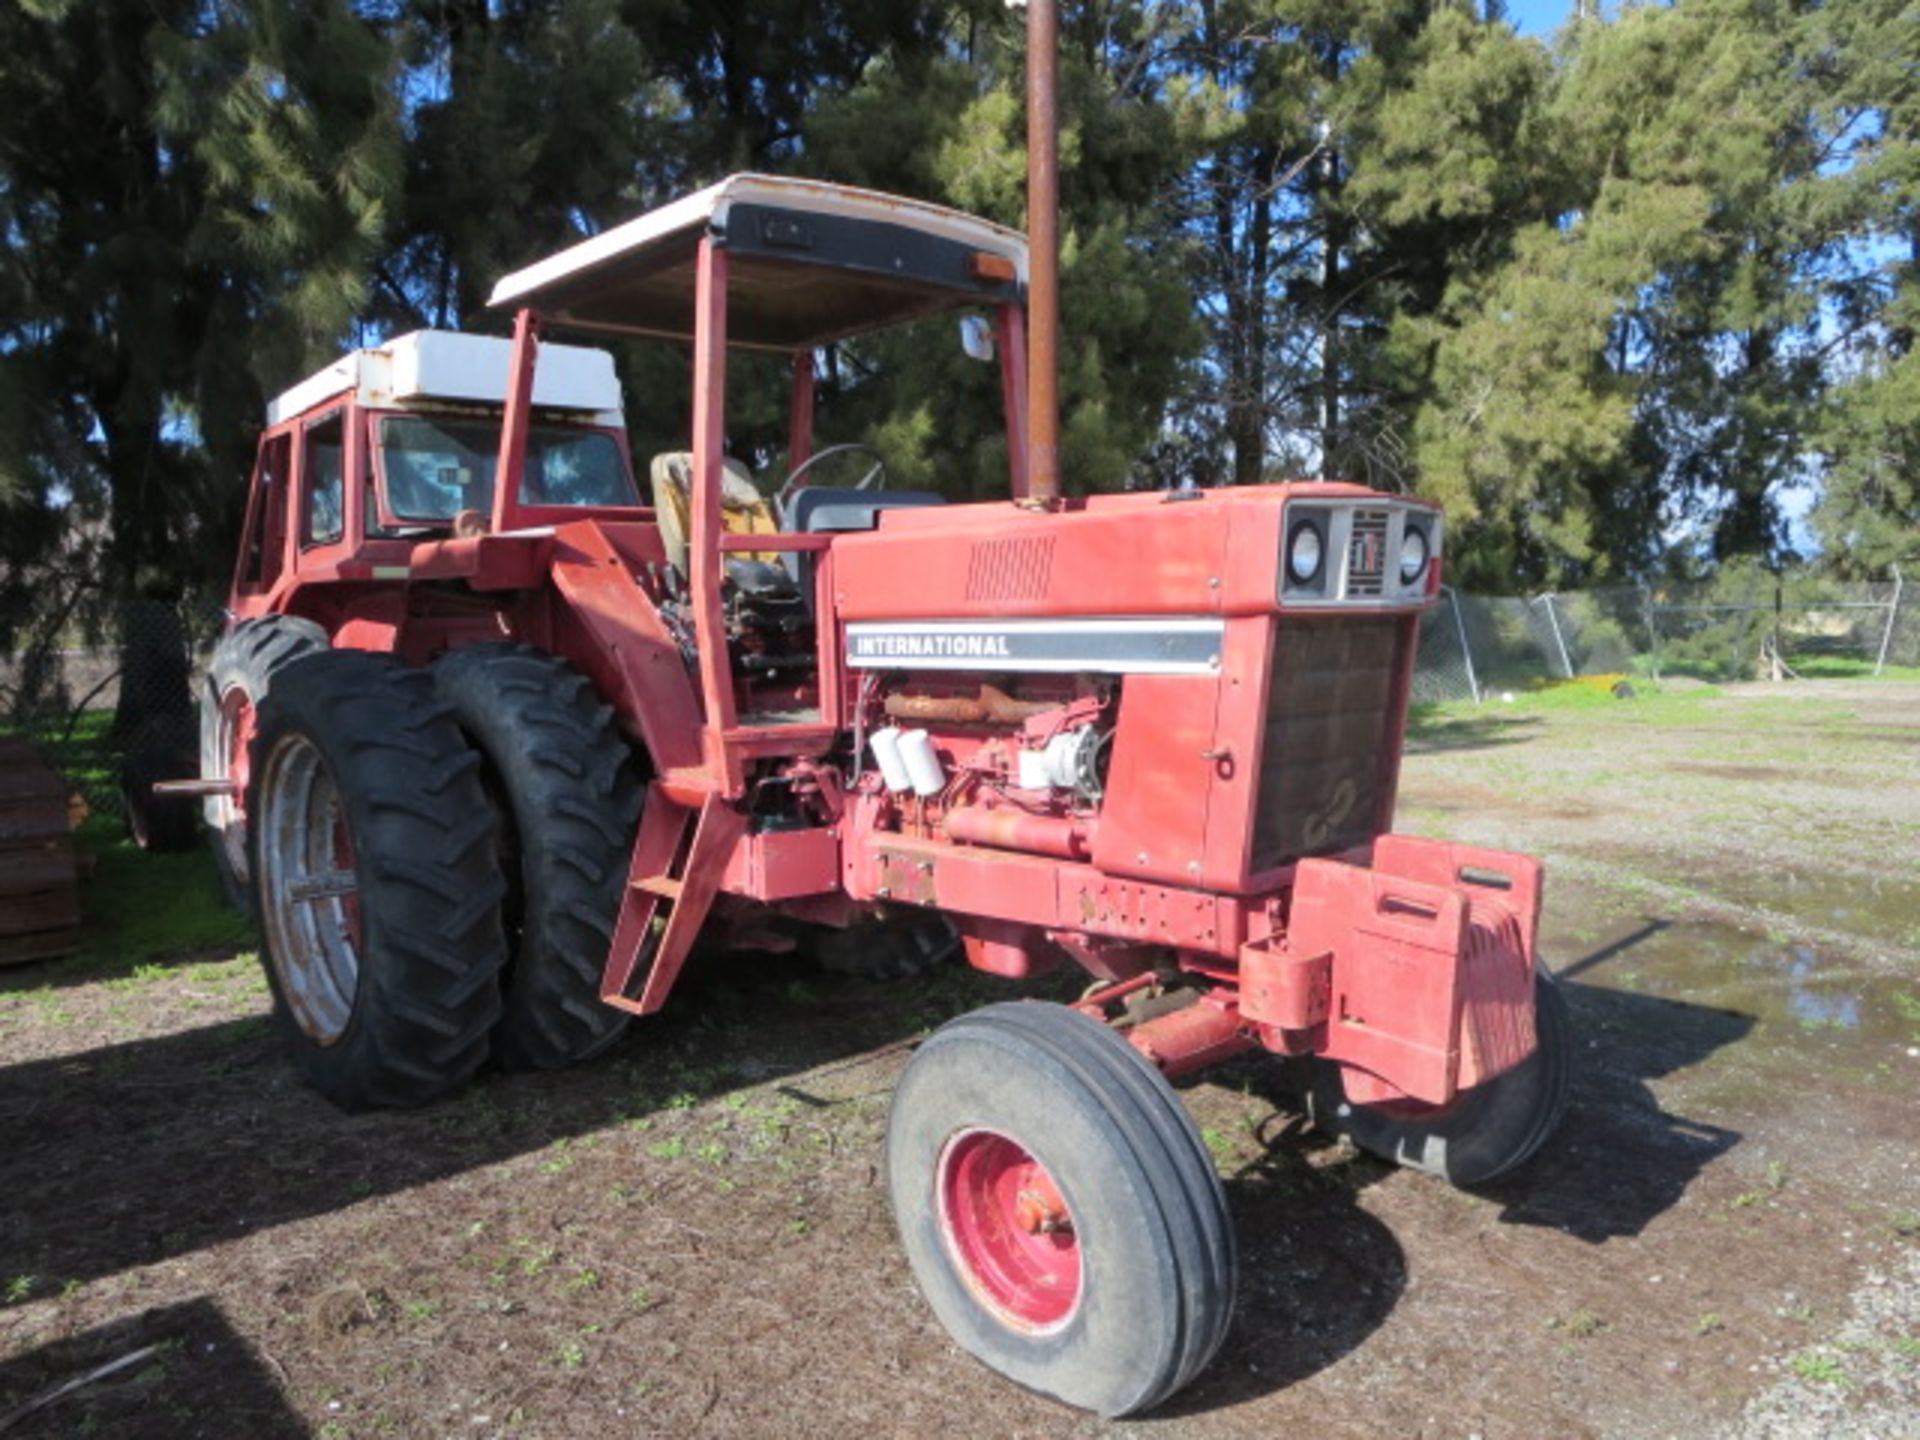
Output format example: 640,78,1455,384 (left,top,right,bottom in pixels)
600,784,748,1016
